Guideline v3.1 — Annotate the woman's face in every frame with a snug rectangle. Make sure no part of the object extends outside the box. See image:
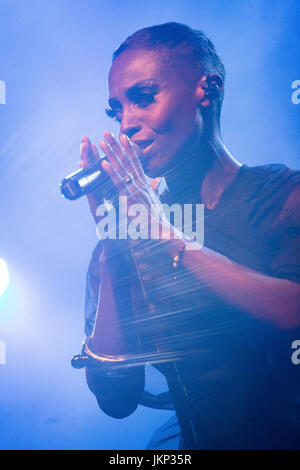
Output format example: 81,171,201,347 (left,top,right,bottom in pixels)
107,47,204,177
